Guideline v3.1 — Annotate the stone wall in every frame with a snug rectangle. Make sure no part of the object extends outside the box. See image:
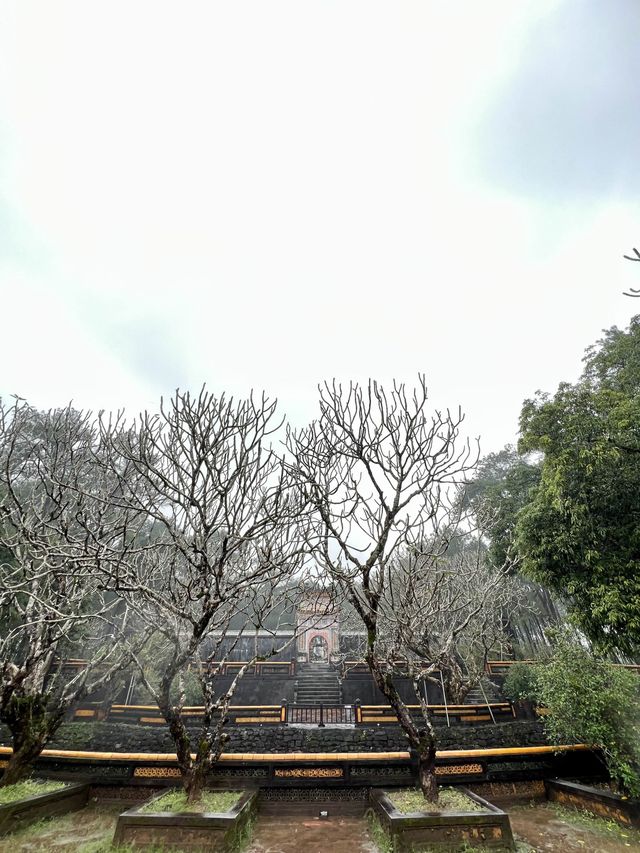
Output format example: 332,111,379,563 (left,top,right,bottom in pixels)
0,719,547,755
124,673,425,707
127,674,297,707
342,675,433,705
